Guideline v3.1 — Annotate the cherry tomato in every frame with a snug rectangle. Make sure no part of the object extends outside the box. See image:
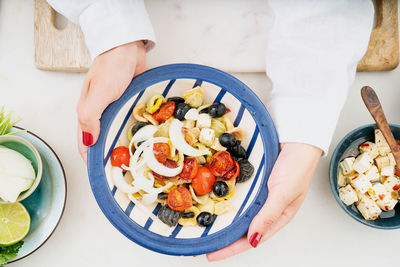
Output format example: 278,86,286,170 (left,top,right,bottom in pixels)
209,151,234,177
152,101,175,122
179,158,198,180
222,160,240,180
153,143,170,164
167,187,192,211
192,167,215,195
152,159,177,180
110,146,130,169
